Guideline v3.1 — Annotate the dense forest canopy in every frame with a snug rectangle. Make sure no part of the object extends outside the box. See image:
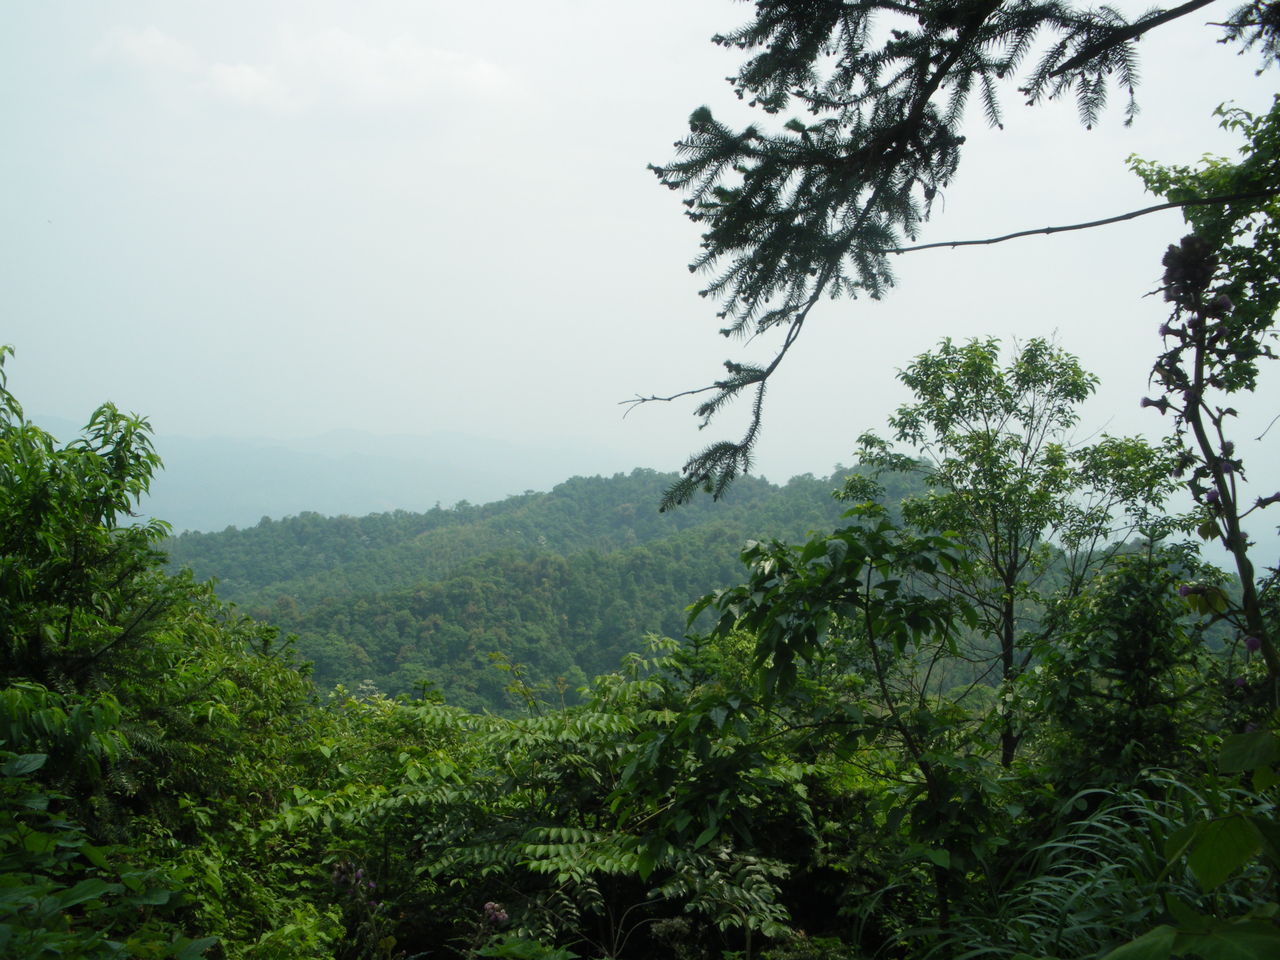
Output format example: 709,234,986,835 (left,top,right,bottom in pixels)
163,469,903,709
3,2,1280,959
